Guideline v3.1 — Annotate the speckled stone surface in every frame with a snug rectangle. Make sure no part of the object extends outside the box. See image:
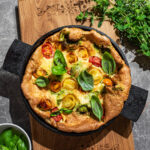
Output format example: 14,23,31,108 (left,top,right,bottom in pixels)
0,0,149,149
